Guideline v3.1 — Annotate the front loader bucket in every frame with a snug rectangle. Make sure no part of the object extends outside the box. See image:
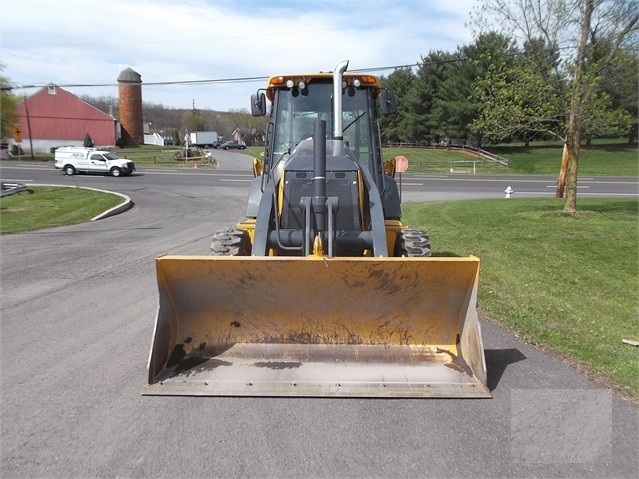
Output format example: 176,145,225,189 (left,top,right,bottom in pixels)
144,255,490,398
